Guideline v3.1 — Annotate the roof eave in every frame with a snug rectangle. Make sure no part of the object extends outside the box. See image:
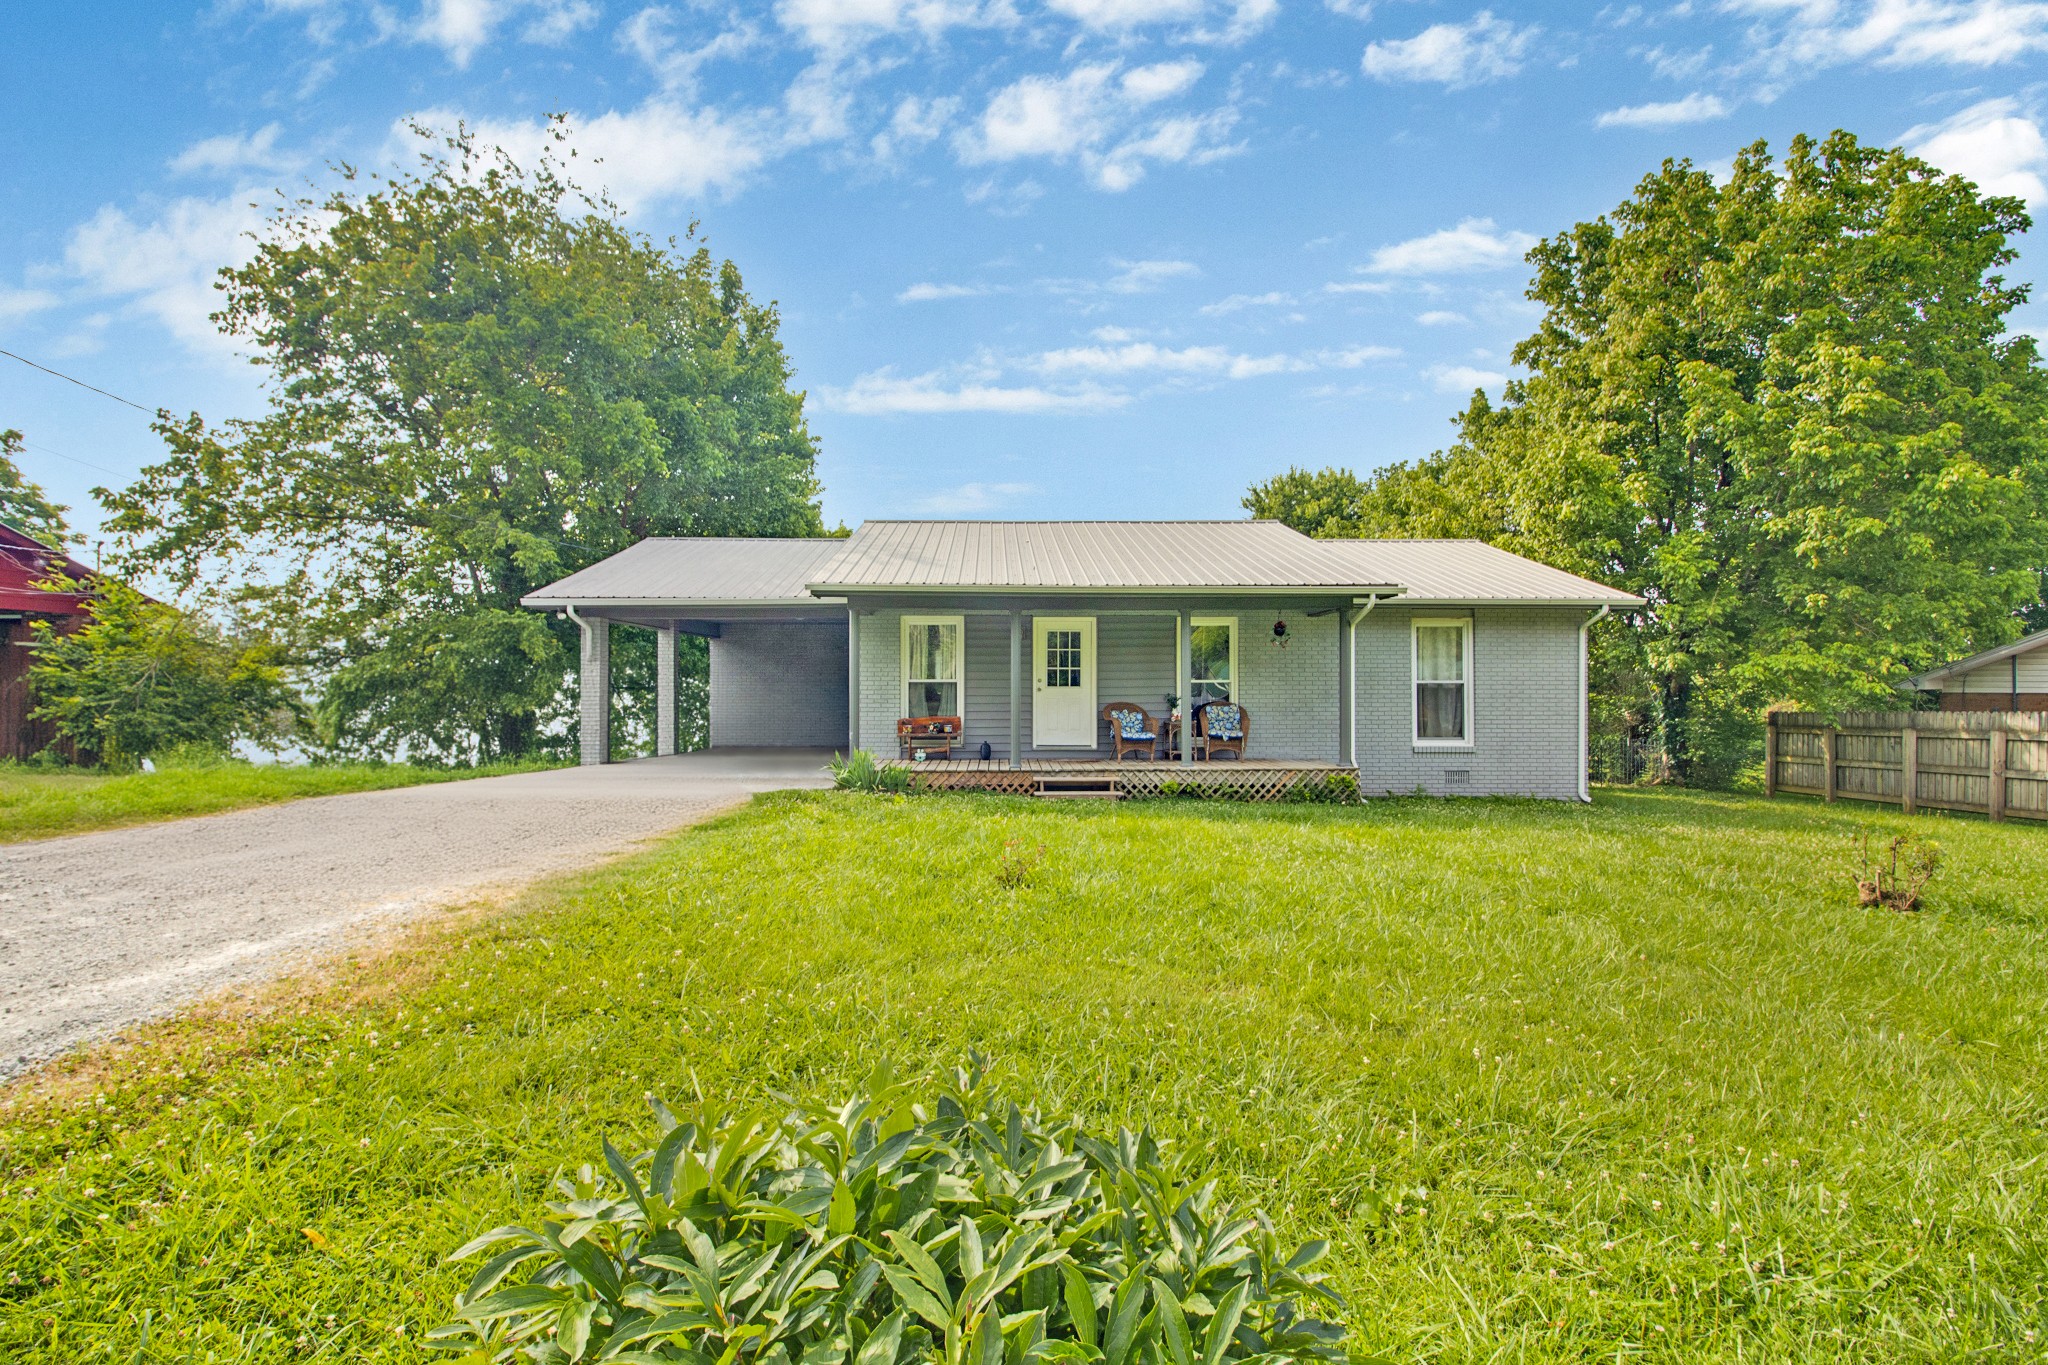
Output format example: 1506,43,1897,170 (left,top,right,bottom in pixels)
806,582,1408,597
520,595,847,610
